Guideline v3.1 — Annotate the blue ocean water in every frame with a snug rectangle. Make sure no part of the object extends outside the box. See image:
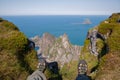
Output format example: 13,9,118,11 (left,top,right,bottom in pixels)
2,15,109,45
